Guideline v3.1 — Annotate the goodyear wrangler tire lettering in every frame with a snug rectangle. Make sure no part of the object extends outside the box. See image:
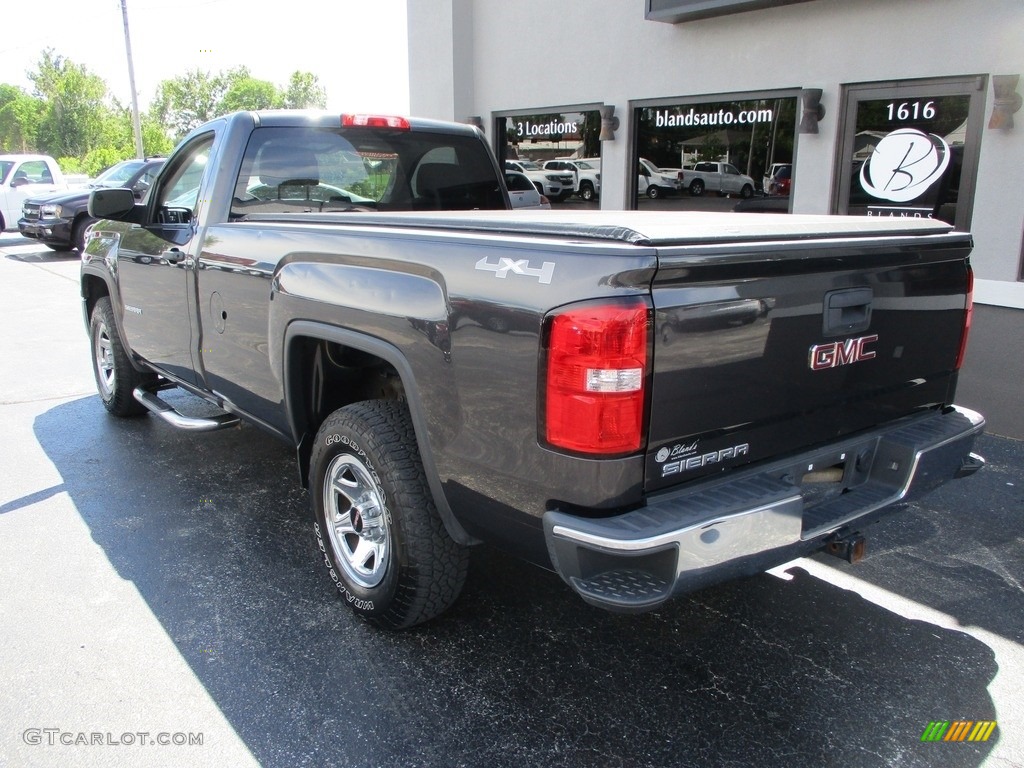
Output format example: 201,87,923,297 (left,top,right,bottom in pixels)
309,400,468,629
